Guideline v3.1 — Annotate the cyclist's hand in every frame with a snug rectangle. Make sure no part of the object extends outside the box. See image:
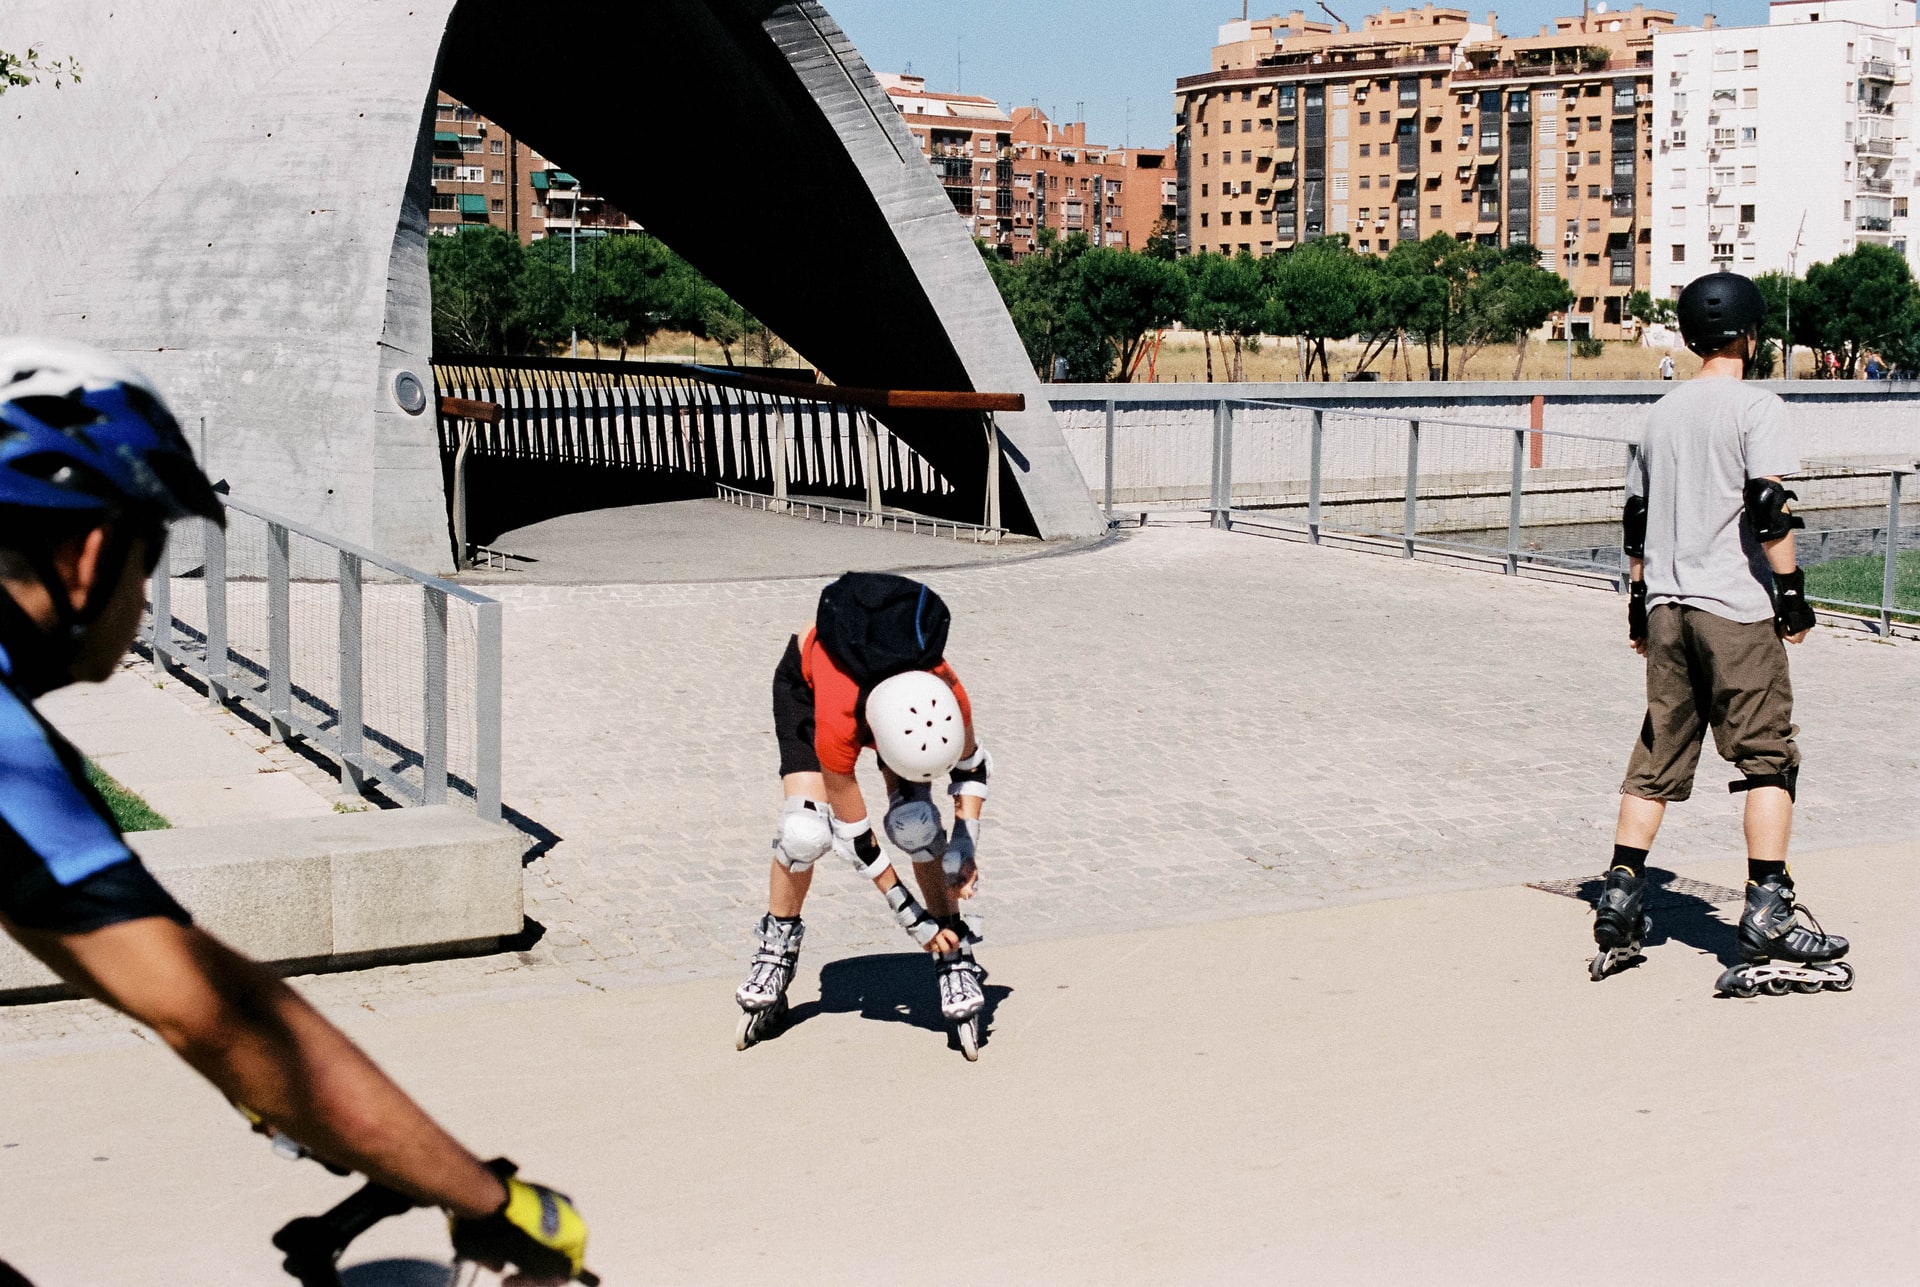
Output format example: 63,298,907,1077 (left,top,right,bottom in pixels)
451,1170,589,1286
